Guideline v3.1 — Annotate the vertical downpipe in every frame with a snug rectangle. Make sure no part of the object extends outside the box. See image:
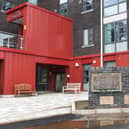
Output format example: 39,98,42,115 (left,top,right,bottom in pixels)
100,0,103,67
